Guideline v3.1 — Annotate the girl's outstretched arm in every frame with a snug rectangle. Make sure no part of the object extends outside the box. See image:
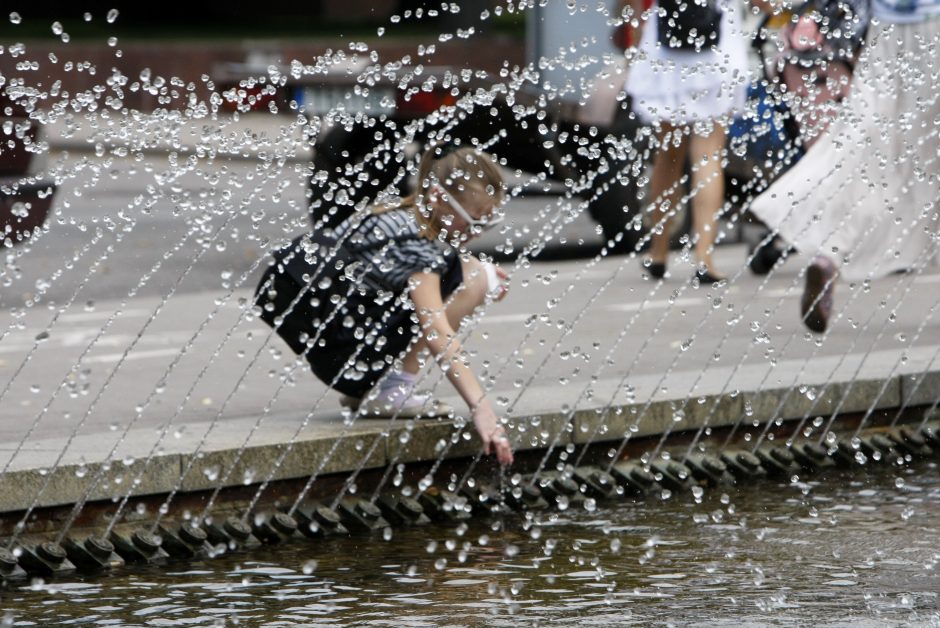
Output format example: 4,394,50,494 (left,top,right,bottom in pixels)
409,272,513,466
